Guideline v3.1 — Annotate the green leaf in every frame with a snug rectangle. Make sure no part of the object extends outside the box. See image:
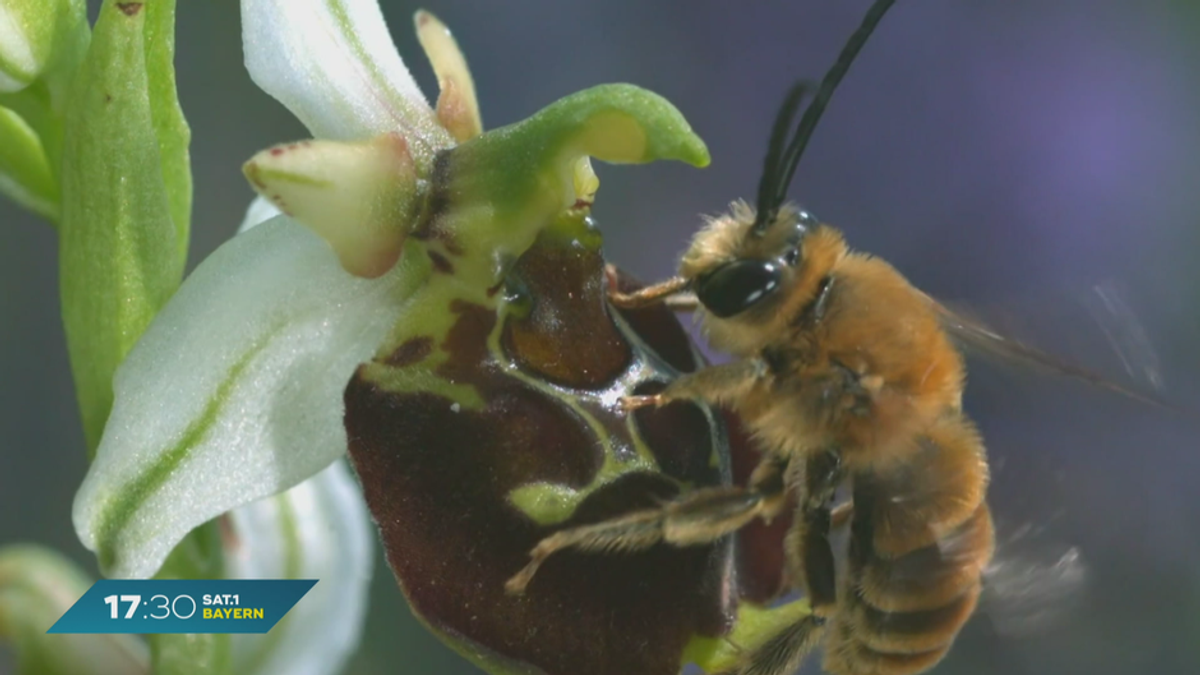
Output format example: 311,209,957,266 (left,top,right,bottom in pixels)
0,104,57,219
58,0,191,455
0,544,149,675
